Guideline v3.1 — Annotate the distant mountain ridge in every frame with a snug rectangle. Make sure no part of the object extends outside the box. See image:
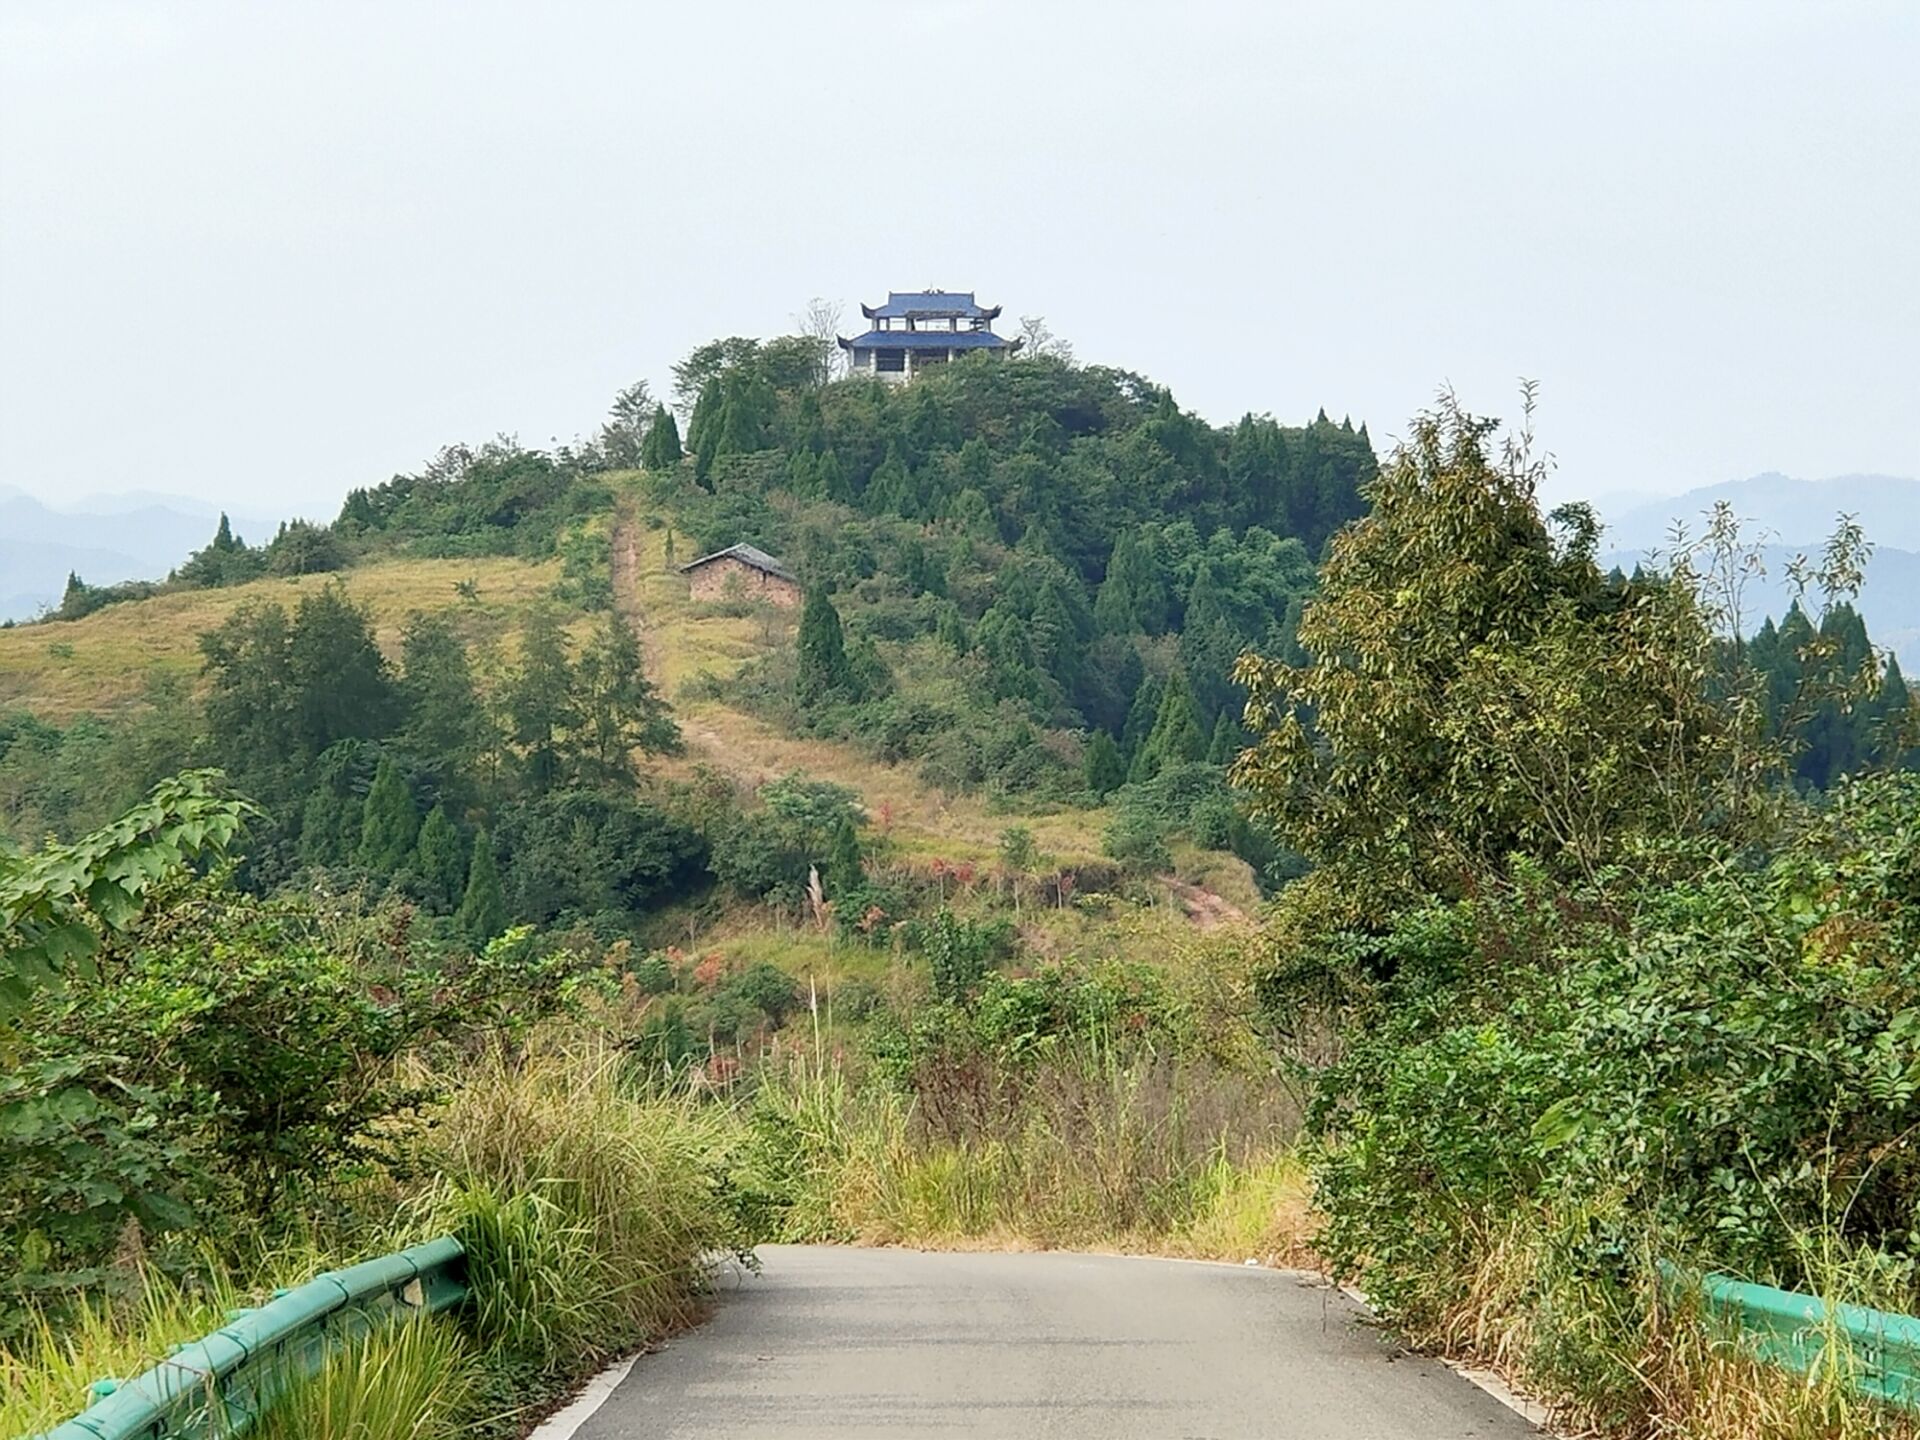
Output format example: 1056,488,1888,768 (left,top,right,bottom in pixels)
1599,471,1920,669
0,490,280,622
1602,472,1920,552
